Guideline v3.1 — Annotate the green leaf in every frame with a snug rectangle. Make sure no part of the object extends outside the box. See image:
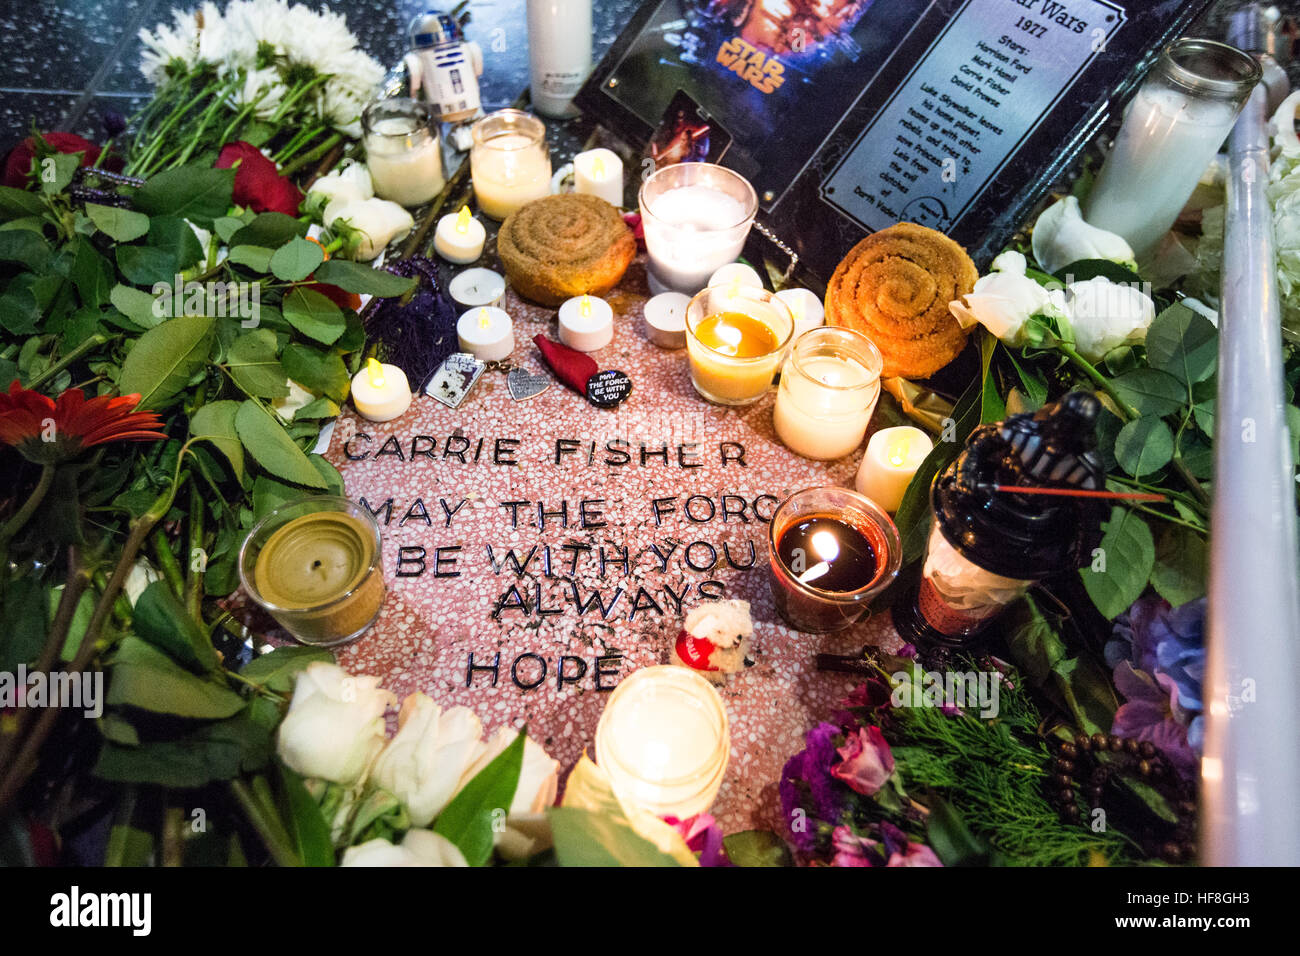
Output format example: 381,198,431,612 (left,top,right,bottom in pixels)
1192,381,1215,437
40,152,81,195
270,237,325,282
0,184,48,218
239,645,333,693
1006,349,1047,409
110,283,163,329
229,211,305,249
0,288,38,335
281,341,349,402
432,729,525,866
1053,258,1142,285
227,244,274,272
547,807,684,867
281,286,344,345
979,332,1006,424
294,397,340,420
1004,596,1068,685
1080,507,1155,620
1145,303,1216,386
234,399,329,488
1177,426,1214,480
147,215,204,271
278,761,335,866
95,701,276,787
107,637,244,718
0,229,52,270
227,327,290,398
214,216,245,243
0,575,49,671
133,165,235,226
85,202,150,242
190,399,245,480
313,259,416,298
1052,653,1120,737
1111,368,1185,418
1114,415,1173,477
133,580,221,672
1150,524,1208,606
115,244,178,287
67,236,113,307
722,830,793,867
925,795,988,866
117,314,215,409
